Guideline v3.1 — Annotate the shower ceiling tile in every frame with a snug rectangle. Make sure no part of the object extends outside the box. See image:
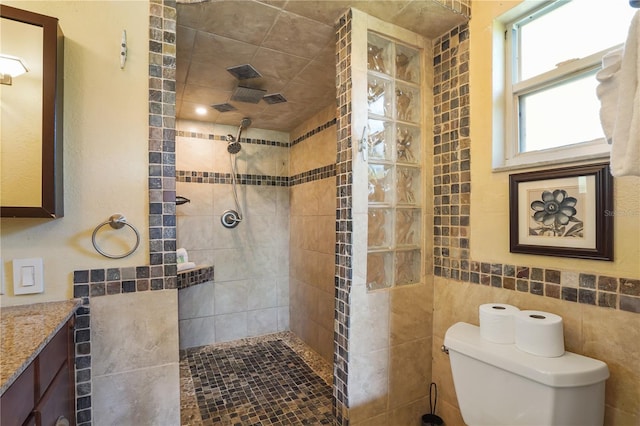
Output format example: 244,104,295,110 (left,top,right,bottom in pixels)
280,1,353,25
176,59,189,85
183,85,232,106
261,12,335,60
251,48,312,81
190,32,259,69
187,62,238,90
178,0,281,46
176,25,196,61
